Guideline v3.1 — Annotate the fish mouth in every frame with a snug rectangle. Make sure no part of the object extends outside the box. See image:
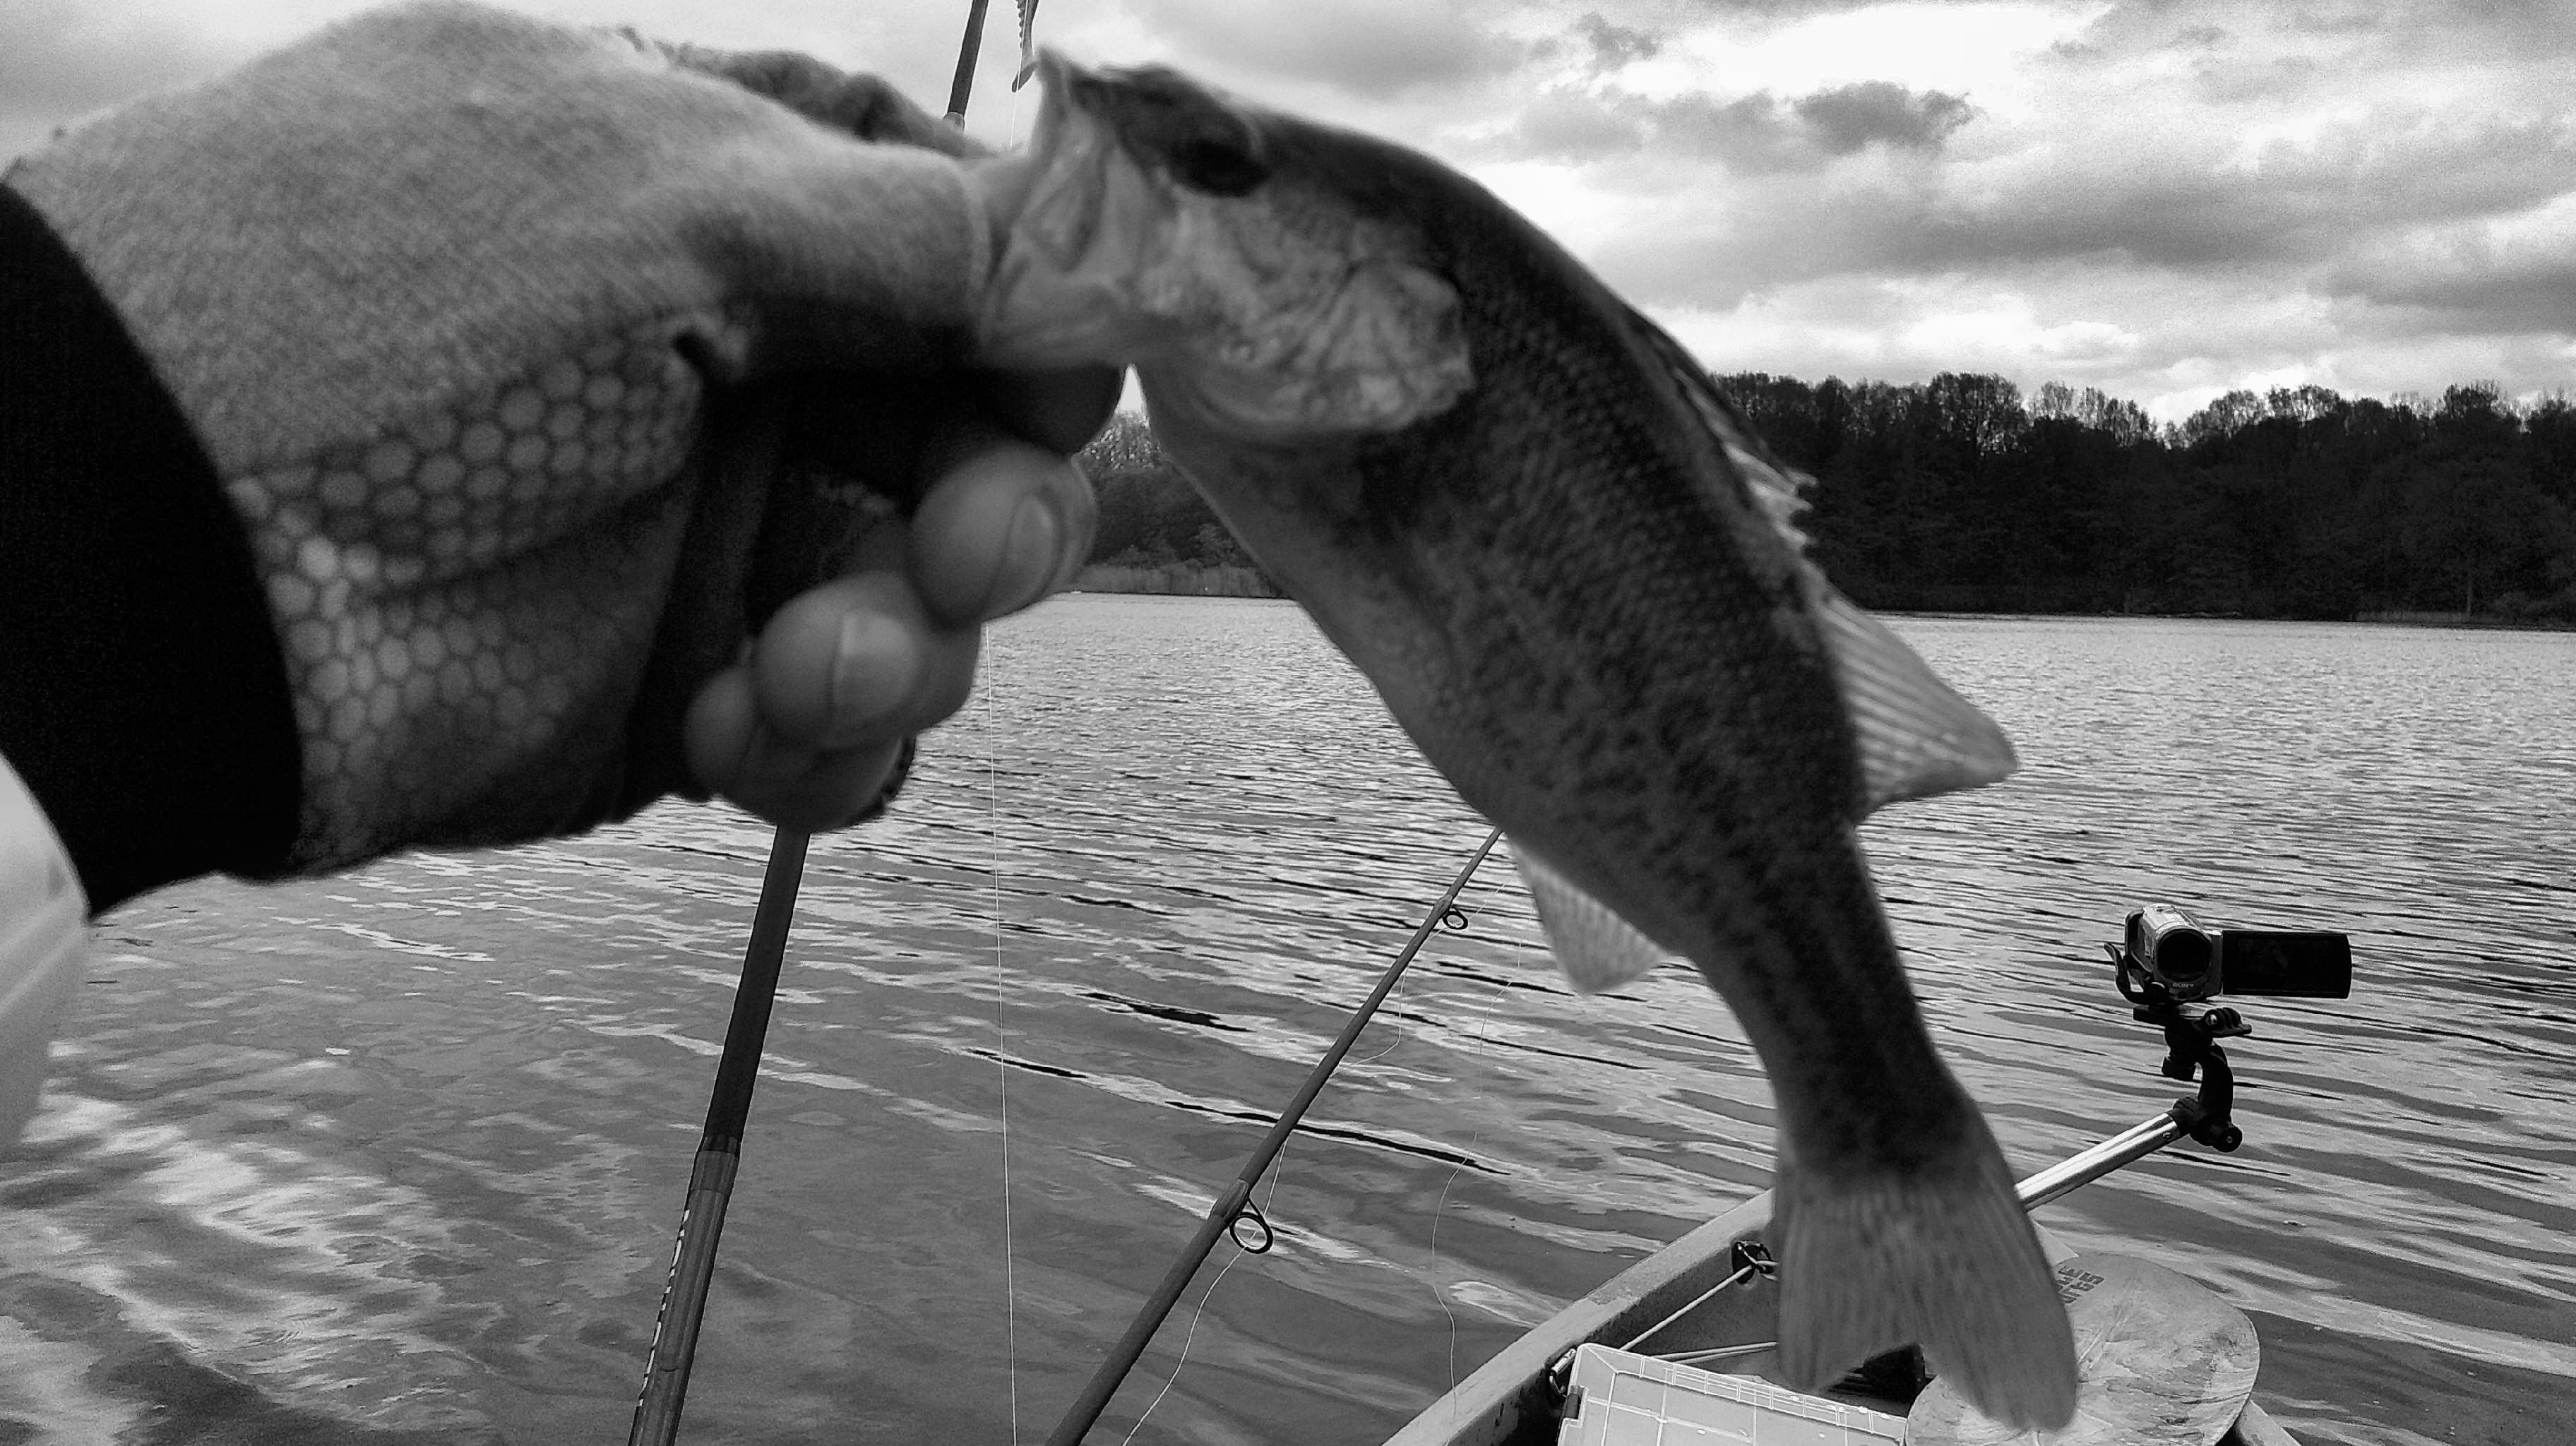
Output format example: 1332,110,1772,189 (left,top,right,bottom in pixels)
972,50,1169,372
973,53,1474,440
